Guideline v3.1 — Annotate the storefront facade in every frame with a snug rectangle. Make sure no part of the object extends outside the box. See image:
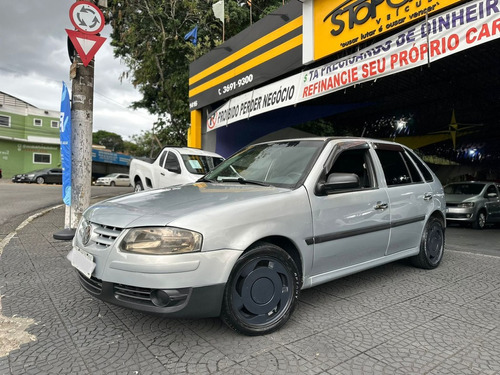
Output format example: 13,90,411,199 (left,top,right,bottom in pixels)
187,0,500,178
